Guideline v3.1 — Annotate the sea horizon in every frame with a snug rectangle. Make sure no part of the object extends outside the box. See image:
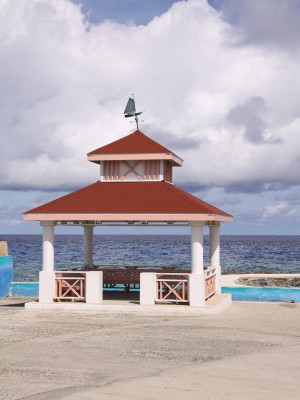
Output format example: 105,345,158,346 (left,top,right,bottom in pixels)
1,234,300,282
1,233,300,236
